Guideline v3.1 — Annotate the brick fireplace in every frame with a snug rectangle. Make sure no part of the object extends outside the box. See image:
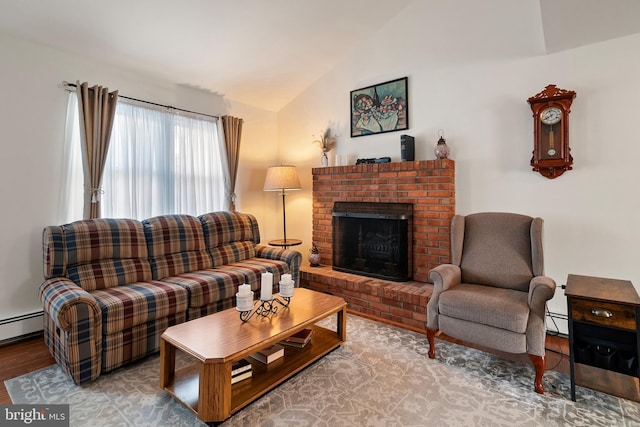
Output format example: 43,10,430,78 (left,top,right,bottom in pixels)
300,160,455,332
311,159,455,282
